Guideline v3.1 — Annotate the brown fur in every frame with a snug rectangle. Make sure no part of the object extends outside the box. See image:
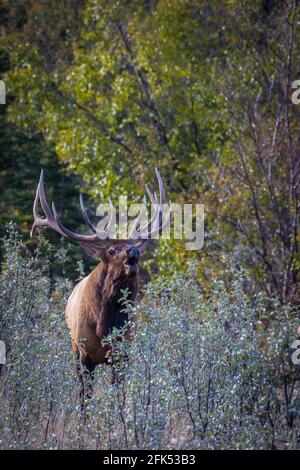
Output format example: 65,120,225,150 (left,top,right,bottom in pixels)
65,244,139,405
83,256,138,340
